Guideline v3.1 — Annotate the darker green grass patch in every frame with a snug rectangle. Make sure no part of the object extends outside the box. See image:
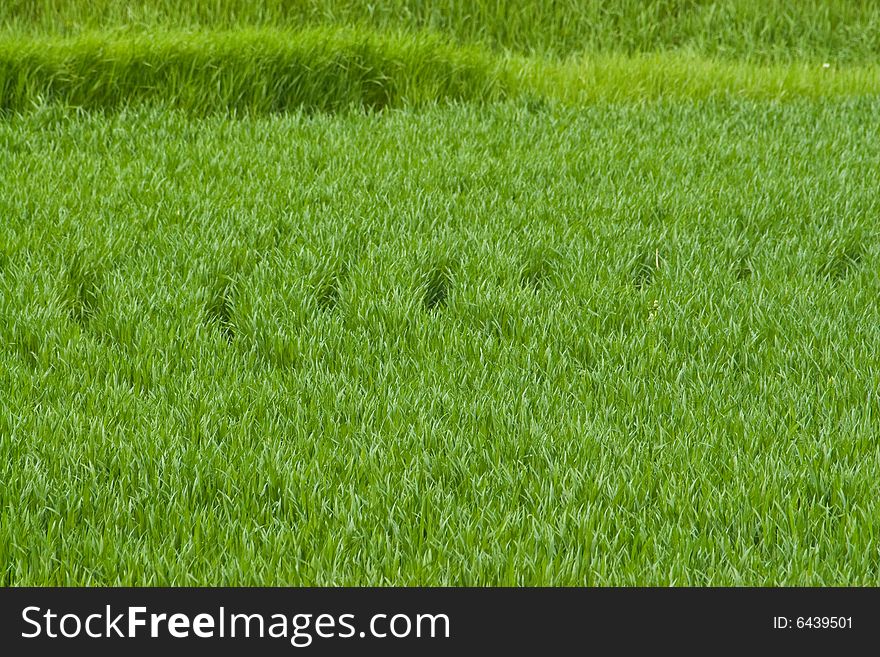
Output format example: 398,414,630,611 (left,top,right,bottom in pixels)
310,259,348,312
60,251,103,326
733,253,754,281
421,260,455,312
204,274,238,341
630,246,664,291
314,271,343,311
0,27,505,115
518,246,560,291
255,331,300,370
12,324,41,369
817,237,865,281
